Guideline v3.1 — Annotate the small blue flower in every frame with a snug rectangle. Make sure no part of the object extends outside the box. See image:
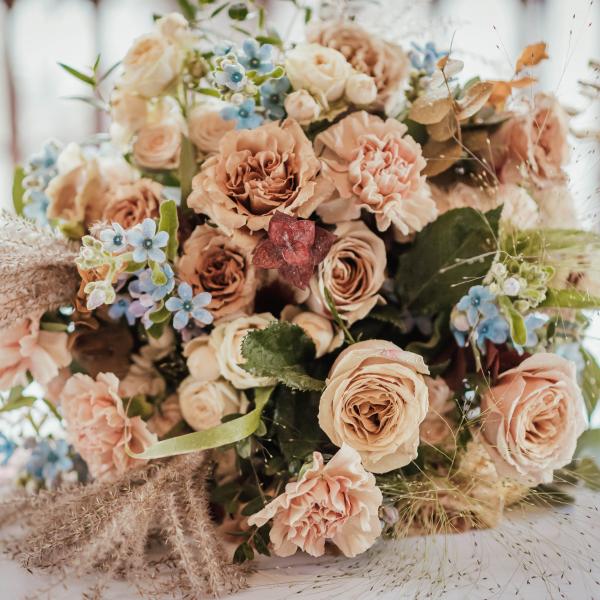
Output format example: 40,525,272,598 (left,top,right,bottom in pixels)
513,312,549,354
214,40,237,56
99,222,129,254
238,39,274,74
108,295,136,326
409,42,448,75
457,285,498,327
0,433,16,466
137,264,176,301
475,314,509,352
215,61,247,92
165,282,213,330
221,98,264,129
127,219,169,263
26,439,73,487
260,77,291,120
23,189,50,226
